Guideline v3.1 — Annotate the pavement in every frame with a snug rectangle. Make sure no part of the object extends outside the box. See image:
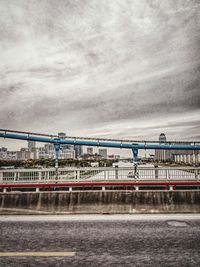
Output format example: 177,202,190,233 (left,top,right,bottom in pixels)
0,214,200,267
